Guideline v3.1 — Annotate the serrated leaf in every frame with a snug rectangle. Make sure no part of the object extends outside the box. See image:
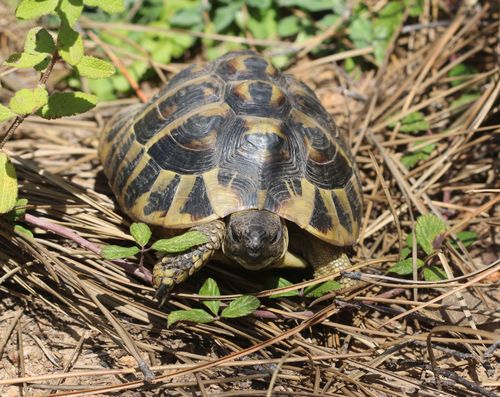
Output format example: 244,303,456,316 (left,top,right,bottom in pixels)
423,265,447,281
24,27,55,54
57,22,84,65
199,278,221,316
264,277,300,298
213,4,239,32
16,0,58,20
4,52,48,69
101,245,140,260
151,230,208,253
57,0,83,27
83,0,125,13
0,152,18,214
170,7,203,27
277,15,300,37
37,92,96,119
130,222,151,247
0,105,15,122
415,214,447,255
451,231,478,248
448,63,477,87
349,17,373,49
167,309,214,327
399,112,429,133
304,280,341,298
74,55,115,79
388,258,424,275
14,224,33,237
221,295,260,318
401,142,436,169
9,86,48,115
